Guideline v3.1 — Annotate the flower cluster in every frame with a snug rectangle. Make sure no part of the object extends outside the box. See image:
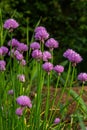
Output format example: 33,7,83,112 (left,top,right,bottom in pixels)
30,42,40,50
42,62,53,74
14,50,23,61
16,95,32,108
34,26,49,43
42,51,52,62
8,38,28,65
17,43,28,52
0,60,6,71
53,65,64,75
63,49,83,66
8,38,20,48
0,46,8,56
30,26,60,74
17,74,25,83
32,49,42,61
2,18,85,125
0,45,9,72
45,38,59,51
54,117,60,124
8,89,14,95
3,19,27,66
3,18,19,31
16,95,32,116
15,107,24,116
78,73,87,83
